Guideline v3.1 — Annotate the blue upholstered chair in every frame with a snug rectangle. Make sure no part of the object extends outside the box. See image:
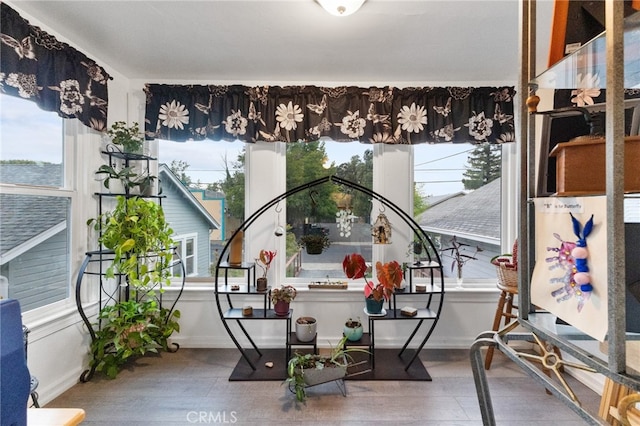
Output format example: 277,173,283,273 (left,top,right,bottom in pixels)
1,299,31,426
